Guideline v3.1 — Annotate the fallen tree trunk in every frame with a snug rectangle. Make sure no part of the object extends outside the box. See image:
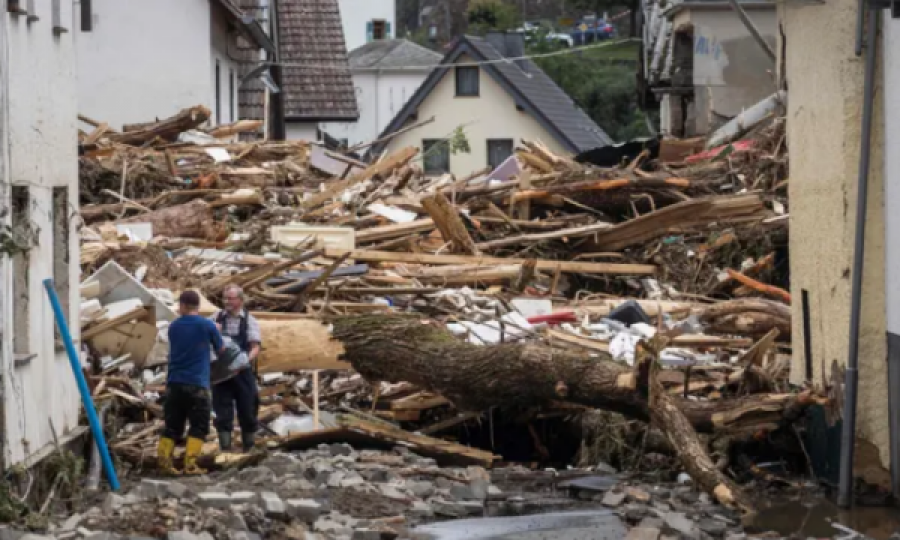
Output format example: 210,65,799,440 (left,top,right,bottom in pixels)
115,199,222,239
636,338,755,513
114,105,211,146
330,315,813,434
